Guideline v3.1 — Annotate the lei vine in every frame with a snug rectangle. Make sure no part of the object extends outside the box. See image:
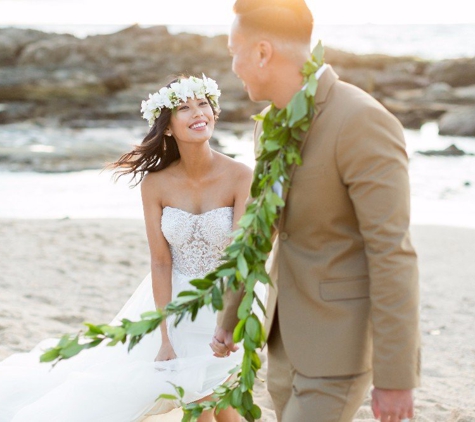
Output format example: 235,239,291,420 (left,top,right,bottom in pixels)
40,42,325,422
